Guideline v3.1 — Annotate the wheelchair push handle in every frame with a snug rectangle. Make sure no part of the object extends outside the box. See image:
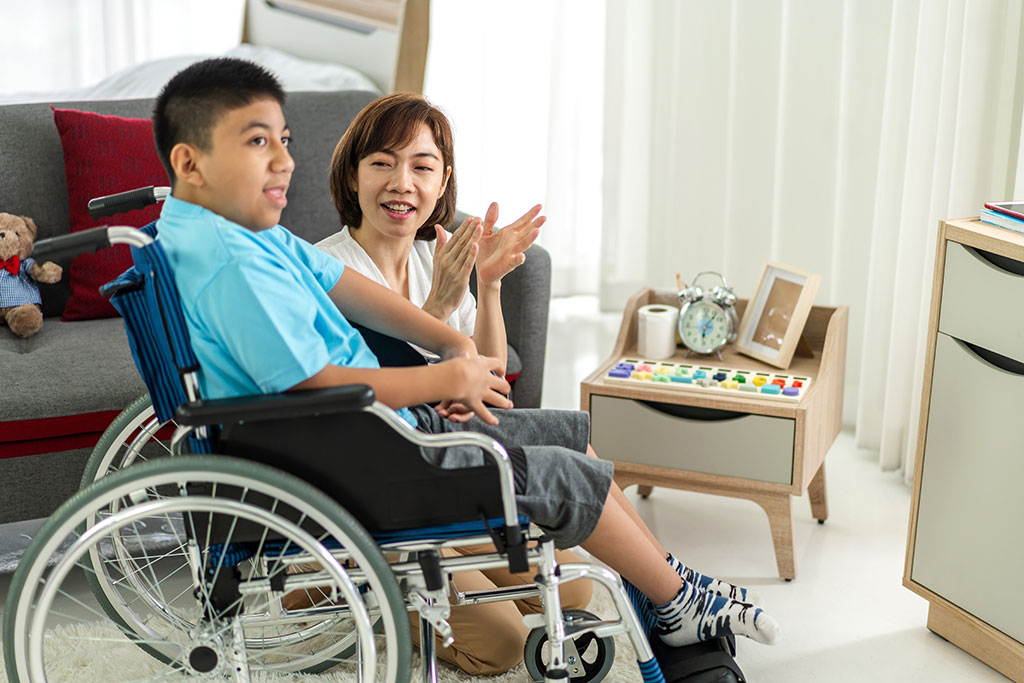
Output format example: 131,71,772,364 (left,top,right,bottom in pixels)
87,185,170,220
32,225,155,262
